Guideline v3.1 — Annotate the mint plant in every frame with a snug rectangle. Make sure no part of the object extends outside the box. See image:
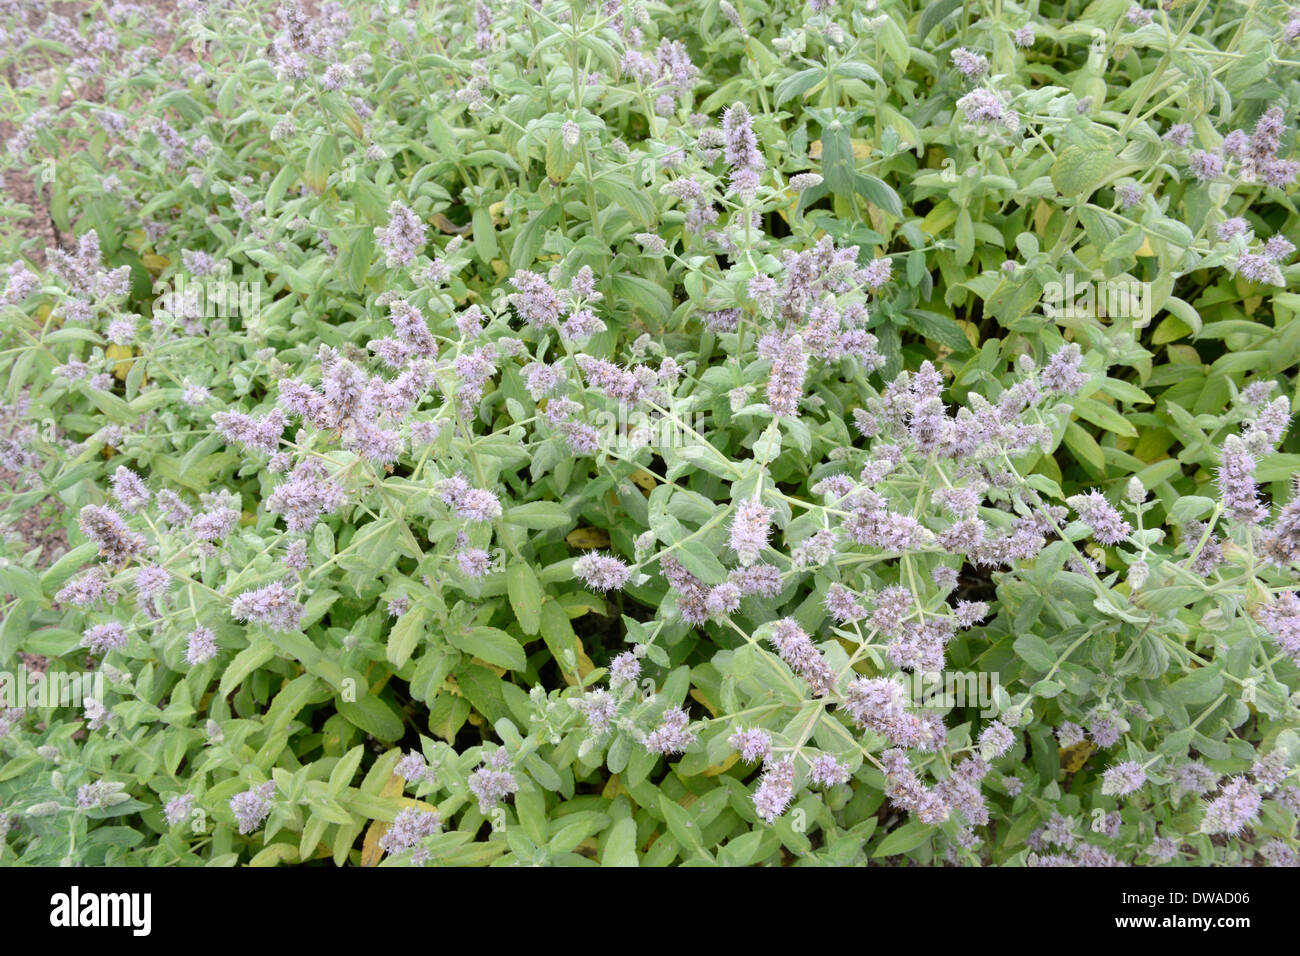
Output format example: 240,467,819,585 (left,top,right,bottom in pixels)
0,0,1298,867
